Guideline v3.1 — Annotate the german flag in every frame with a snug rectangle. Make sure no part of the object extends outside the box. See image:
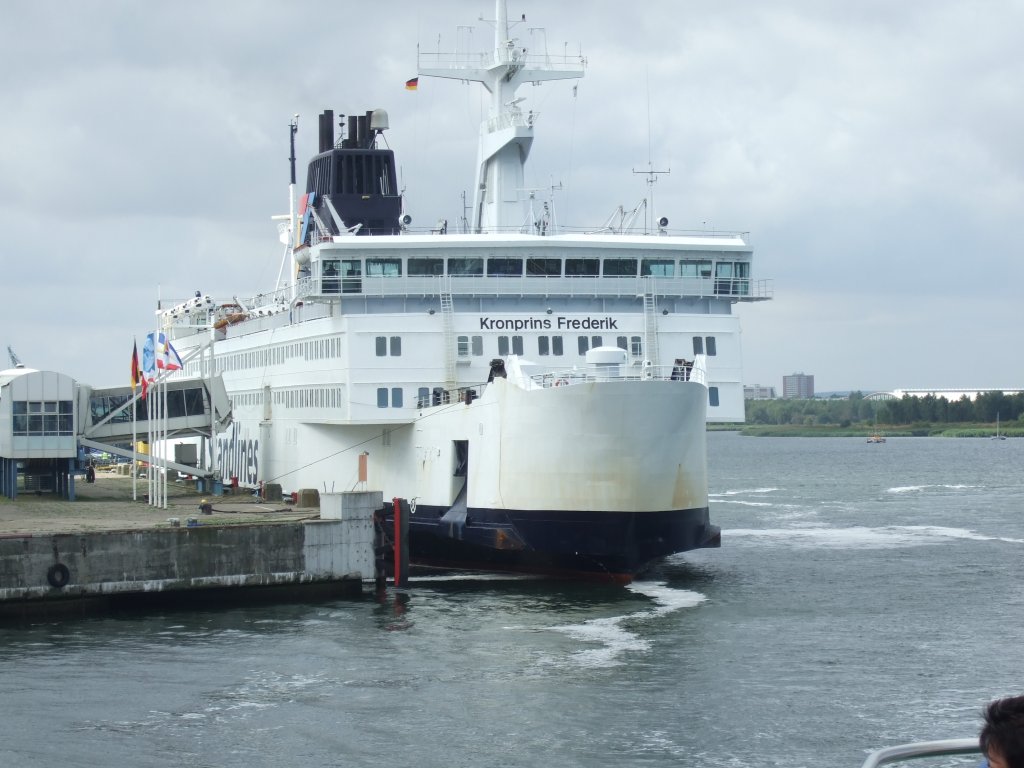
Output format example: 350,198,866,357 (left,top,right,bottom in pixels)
131,341,140,392
405,77,419,91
